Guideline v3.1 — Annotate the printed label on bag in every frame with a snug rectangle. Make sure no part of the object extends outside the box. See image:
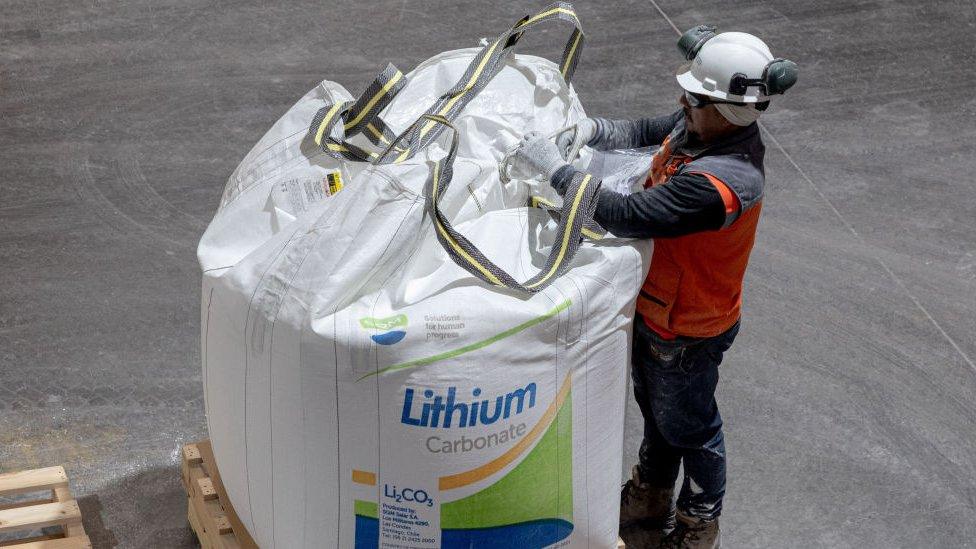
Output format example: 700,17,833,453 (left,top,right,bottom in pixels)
345,300,580,548
380,481,437,547
270,170,342,215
